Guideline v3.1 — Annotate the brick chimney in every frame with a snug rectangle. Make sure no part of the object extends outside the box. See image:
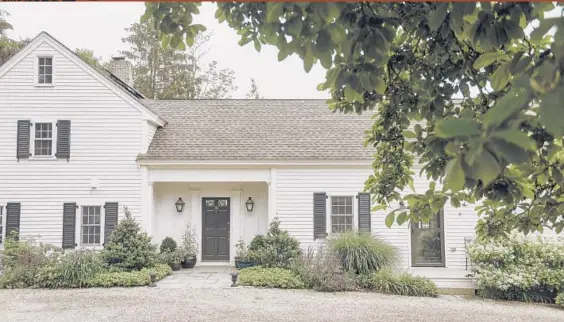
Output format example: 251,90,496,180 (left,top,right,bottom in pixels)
109,56,133,87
